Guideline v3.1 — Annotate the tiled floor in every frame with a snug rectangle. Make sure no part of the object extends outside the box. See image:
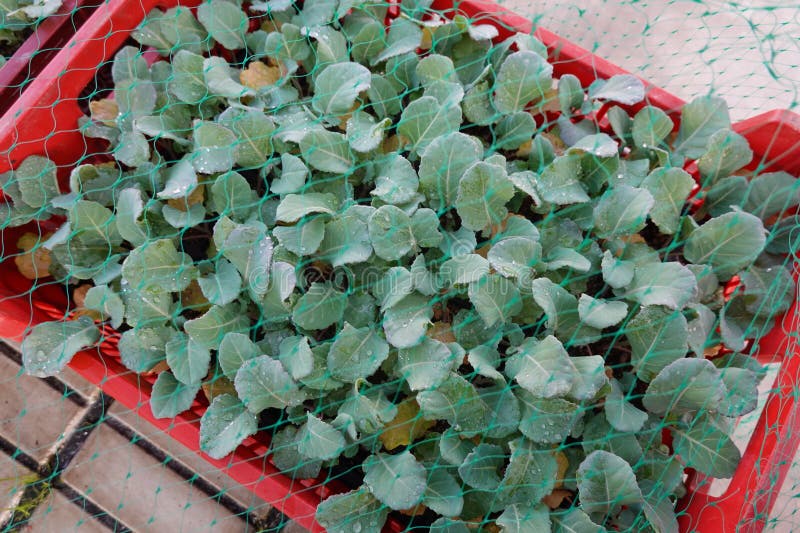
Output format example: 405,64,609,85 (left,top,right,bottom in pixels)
0,341,303,532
